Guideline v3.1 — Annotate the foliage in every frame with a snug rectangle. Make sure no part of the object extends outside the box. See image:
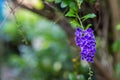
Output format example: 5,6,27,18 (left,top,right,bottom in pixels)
112,40,120,52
